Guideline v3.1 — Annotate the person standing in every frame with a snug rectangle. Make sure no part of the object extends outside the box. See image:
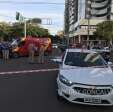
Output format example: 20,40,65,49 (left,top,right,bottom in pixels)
28,42,35,63
38,44,45,64
1,41,10,61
